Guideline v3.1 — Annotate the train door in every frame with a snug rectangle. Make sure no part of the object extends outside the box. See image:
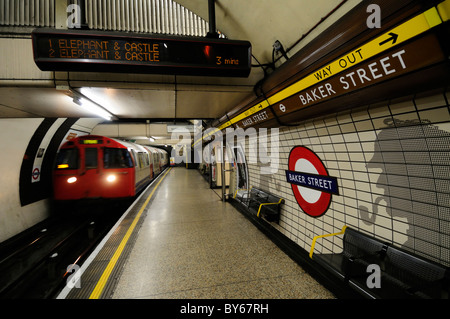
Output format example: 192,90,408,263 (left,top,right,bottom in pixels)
210,146,217,186
82,147,101,198
153,152,160,175
157,150,162,171
149,149,154,179
229,144,249,200
207,140,230,190
130,149,139,186
135,151,150,192
146,147,153,175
